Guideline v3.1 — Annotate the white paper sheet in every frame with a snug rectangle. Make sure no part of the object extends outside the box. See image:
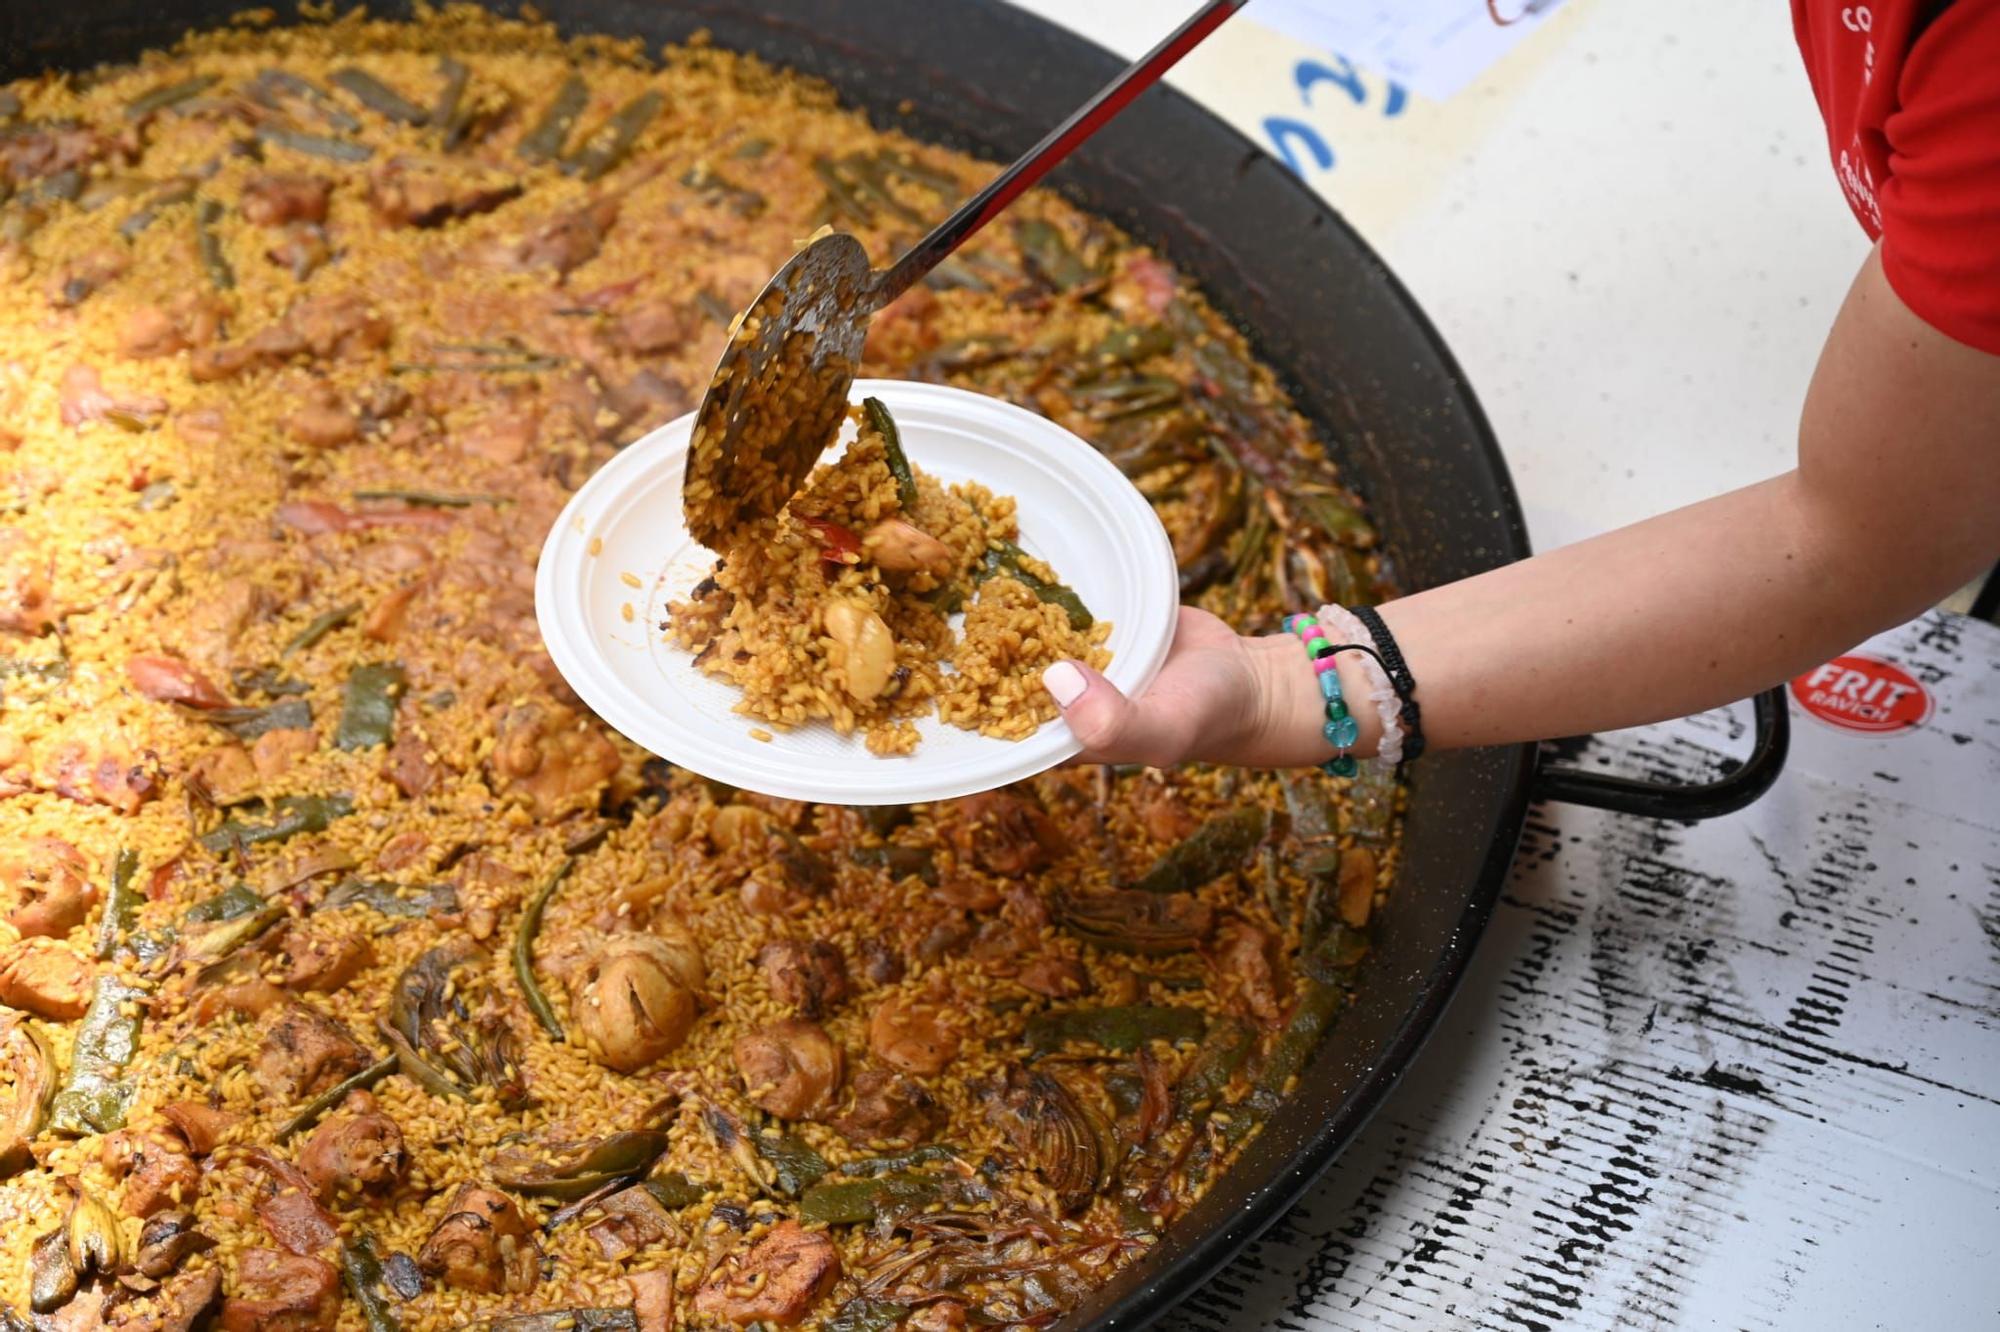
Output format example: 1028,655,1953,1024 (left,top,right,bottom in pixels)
1249,0,1570,100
